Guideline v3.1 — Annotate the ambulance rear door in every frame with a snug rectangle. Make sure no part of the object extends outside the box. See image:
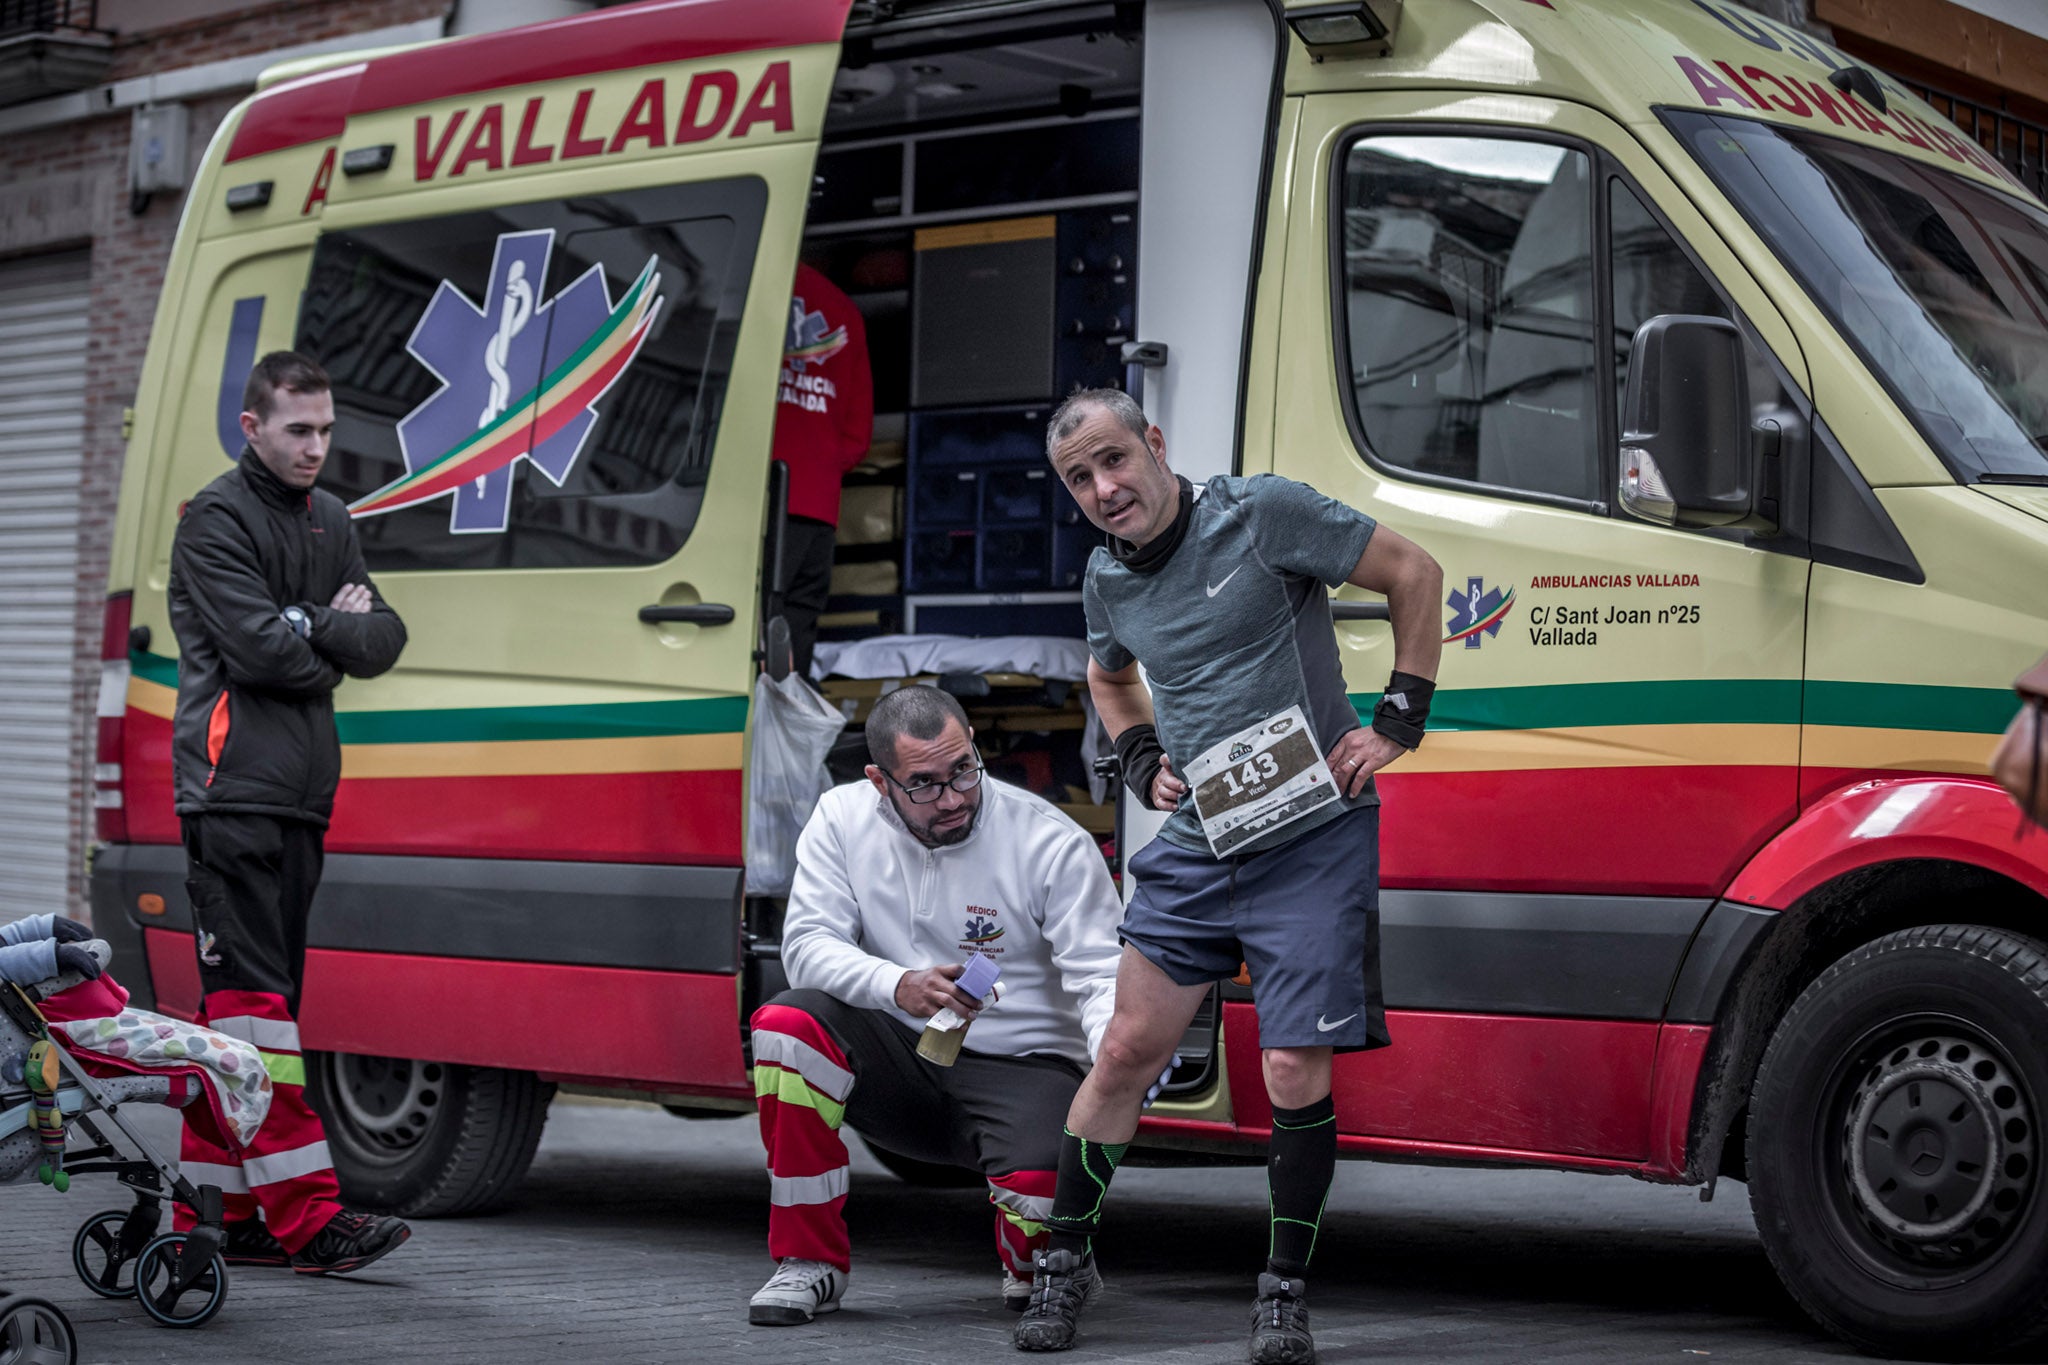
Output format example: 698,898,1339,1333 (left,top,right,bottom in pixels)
131,0,852,1093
